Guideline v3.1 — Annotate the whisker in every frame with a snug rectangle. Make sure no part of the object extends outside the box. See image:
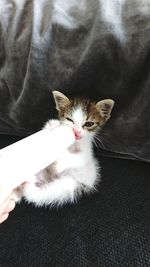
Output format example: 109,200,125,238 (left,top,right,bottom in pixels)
93,138,99,149
93,134,105,149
